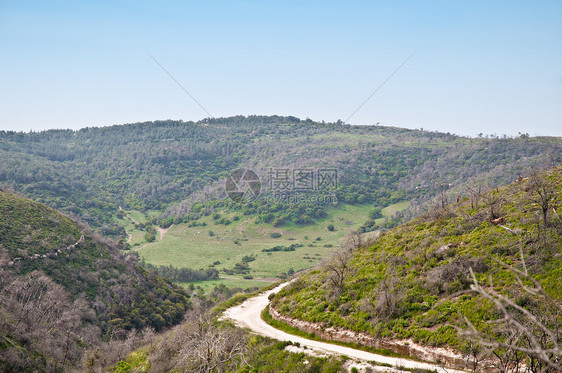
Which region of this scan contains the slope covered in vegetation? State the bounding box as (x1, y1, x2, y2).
(272, 166, 562, 371)
(0, 189, 191, 371)
(0, 116, 560, 235)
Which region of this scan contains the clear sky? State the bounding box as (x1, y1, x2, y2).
(1, 0, 561, 136)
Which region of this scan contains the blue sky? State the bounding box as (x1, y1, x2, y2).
(1, 0, 561, 136)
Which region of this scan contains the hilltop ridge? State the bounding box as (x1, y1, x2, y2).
(0, 116, 559, 234)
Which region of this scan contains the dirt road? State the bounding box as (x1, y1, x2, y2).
(156, 224, 173, 241)
(222, 281, 465, 373)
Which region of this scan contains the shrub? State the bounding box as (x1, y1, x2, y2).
(241, 255, 255, 263)
(369, 207, 383, 219)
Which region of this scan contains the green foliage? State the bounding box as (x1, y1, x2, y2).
(369, 207, 383, 219)
(111, 351, 150, 372)
(144, 232, 156, 242)
(140, 261, 219, 282)
(0, 190, 192, 369)
(229, 262, 250, 274)
(262, 244, 302, 252)
(241, 255, 256, 263)
(1, 116, 559, 236)
(237, 336, 344, 373)
(272, 167, 562, 356)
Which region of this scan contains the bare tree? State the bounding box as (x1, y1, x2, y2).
(322, 230, 371, 295)
(527, 171, 557, 228)
(323, 248, 353, 294)
(460, 341, 484, 372)
(150, 311, 248, 373)
(466, 185, 484, 209)
(482, 189, 505, 221)
(0, 271, 97, 370)
(460, 249, 562, 372)
(373, 271, 404, 319)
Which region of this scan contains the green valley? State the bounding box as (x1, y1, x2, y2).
(135, 202, 392, 287)
(1, 116, 559, 292)
(3, 1, 562, 370)
(1, 116, 561, 372)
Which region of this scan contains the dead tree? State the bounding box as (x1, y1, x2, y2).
(373, 270, 403, 320)
(150, 312, 248, 373)
(527, 171, 557, 228)
(324, 248, 353, 295)
(466, 185, 484, 209)
(460, 248, 562, 372)
(483, 190, 505, 221)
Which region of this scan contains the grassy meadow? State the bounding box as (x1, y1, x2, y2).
(131, 202, 408, 289)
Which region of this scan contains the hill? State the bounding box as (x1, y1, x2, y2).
(0, 116, 560, 236)
(1, 116, 560, 290)
(0, 189, 191, 371)
(271, 166, 562, 371)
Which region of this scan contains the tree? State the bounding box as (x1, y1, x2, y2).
(483, 189, 504, 220)
(527, 171, 557, 227)
(372, 270, 403, 320)
(369, 207, 383, 220)
(327, 224, 335, 231)
(144, 232, 156, 242)
(465, 184, 484, 209)
(324, 248, 353, 294)
(149, 312, 248, 372)
(0, 271, 94, 370)
(460, 249, 562, 372)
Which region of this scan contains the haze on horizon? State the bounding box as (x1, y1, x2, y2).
(1, 0, 561, 137)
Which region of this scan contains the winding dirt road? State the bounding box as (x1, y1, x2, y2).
(222, 281, 465, 373)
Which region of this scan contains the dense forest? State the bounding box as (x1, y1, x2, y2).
(0, 116, 560, 238)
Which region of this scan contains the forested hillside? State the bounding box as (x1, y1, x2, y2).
(1, 118, 560, 370)
(271, 166, 562, 371)
(0, 116, 560, 237)
(0, 189, 191, 371)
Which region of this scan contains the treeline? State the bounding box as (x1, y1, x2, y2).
(140, 261, 219, 282)
(0, 116, 560, 234)
(262, 244, 302, 252)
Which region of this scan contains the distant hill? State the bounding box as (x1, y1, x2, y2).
(0, 116, 560, 236)
(271, 166, 562, 371)
(0, 189, 191, 371)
